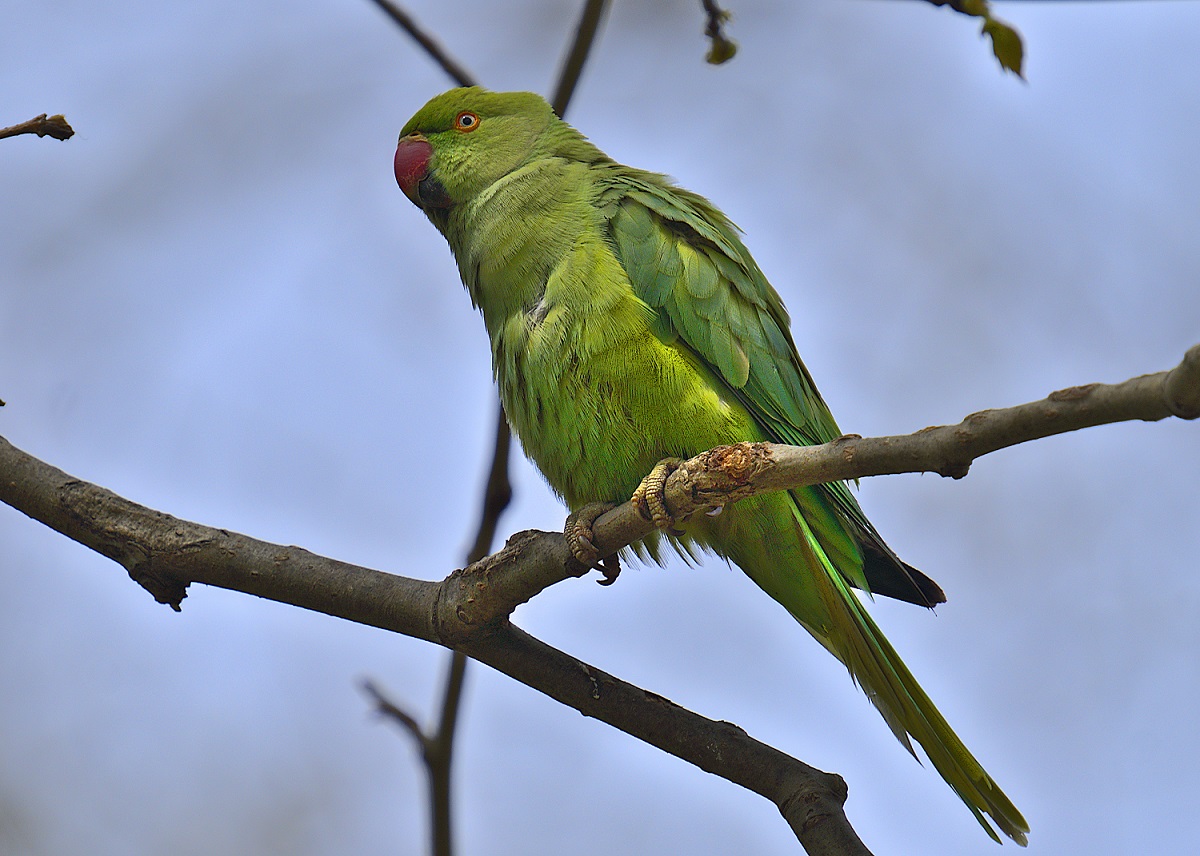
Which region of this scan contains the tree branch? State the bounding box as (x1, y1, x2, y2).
(366, 3, 613, 851)
(0, 114, 74, 141)
(550, 0, 610, 116)
(0, 433, 869, 854)
(364, 678, 430, 746)
(701, 0, 738, 65)
(2, 346, 1194, 852)
(367, 4, 612, 852)
(368, 0, 478, 87)
(436, 344, 1200, 618)
(369, 403, 513, 856)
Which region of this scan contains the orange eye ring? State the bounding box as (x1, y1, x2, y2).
(454, 111, 480, 132)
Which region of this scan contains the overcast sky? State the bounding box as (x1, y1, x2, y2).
(3, 2, 1199, 854)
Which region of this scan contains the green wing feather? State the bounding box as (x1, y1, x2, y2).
(604, 171, 937, 603)
(601, 169, 1028, 845)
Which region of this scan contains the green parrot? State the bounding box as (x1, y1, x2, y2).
(394, 87, 1028, 845)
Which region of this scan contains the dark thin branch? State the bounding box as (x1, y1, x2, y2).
(364, 4, 484, 851)
(586, 345, 1200, 567)
(369, 3, 611, 851)
(420, 404, 514, 856)
(364, 679, 429, 747)
(363, 407, 509, 856)
(550, 0, 610, 116)
(363, 673, 461, 856)
(369, 0, 478, 87)
(0, 114, 74, 141)
(465, 409, 513, 566)
(463, 625, 873, 856)
(425, 650, 465, 856)
(701, 0, 738, 64)
(421, 410, 516, 853)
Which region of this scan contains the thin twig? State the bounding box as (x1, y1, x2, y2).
(363, 679, 429, 748)
(550, 0, 610, 116)
(410, 411, 513, 853)
(368, 0, 478, 87)
(0, 114, 74, 141)
(425, 650, 465, 855)
(369, 2, 612, 851)
(365, 5, 484, 852)
(421, 405, 513, 856)
(464, 410, 513, 566)
(701, 0, 737, 64)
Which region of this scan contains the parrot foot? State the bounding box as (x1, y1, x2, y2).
(565, 502, 622, 586)
(631, 458, 685, 535)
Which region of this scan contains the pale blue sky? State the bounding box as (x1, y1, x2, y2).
(2, 2, 1198, 854)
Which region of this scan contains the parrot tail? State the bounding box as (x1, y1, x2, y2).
(755, 502, 1030, 845)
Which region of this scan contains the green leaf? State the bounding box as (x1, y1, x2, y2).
(702, 2, 737, 65)
(981, 14, 1025, 78)
(705, 36, 737, 65)
(934, 0, 1026, 79)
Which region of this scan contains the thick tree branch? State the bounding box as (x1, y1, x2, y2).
(2, 347, 1194, 853)
(0, 435, 868, 854)
(437, 344, 1200, 617)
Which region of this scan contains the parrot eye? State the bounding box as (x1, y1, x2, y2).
(454, 111, 480, 132)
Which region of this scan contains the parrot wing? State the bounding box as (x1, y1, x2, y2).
(601, 169, 1028, 847)
(602, 170, 944, 607)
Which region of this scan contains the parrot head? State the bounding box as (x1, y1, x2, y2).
(394, 87, 556, 212)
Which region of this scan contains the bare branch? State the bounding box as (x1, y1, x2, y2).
(550, 0, 610, 117)
(2, 348, 1193, 853)
(0, 114, 74, 141)
(373, 4, 609, 852)
(421, 404, 513, 856)
(464, 407, 514, 565)
(0, 434, 867, 853)
(437, 345, 1200, 616)
(363, 679, 430, 749)
(701, 0, 738, 64)
(368, 0, 478, 87)
(1165, 343, 1200, 417)
(462, 626, 873, 856)
(364, 407, 509, 856)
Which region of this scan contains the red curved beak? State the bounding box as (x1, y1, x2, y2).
(394, 133, 433, 205)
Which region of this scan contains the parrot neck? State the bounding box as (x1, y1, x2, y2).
(443, 156, 599, 336)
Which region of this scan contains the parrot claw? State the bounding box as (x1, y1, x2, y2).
(631, 458, 685, 535)
(565, 502, 622, 585)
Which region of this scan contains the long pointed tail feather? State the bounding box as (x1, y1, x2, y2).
(794, 508, 1029, 845)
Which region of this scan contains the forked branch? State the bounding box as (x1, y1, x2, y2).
(1, 345, 1196, 854)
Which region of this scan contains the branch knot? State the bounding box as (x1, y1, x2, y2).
(1164, 344, 1200, 420)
